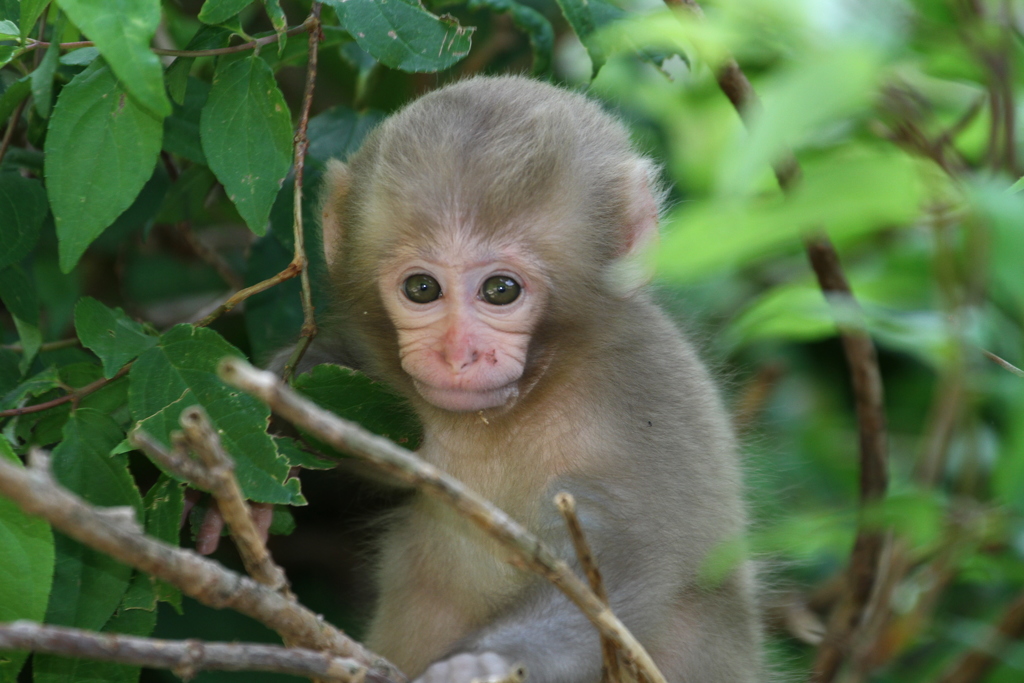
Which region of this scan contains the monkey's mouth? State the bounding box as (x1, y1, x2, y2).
(412, 379, 519, 412)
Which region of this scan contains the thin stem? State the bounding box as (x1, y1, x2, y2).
(0, 622, 366, 683)
(0, 449, 404, 683)
(1, 338, 81, 354)
(981, 349, 1024, 378)
(193, 262, 302, 328)
(282, 4, 324, 382)
(19, 19, 314, 59)
(0, 99, 27, 165)
(0, 364, 130, 419)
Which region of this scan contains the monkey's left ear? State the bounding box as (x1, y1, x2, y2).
(607, 159, 661, 297)
(320, 159, 352, 273)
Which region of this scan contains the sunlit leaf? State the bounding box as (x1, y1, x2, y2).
(42, 409, 139, 636)
(325, 0, 473, 73)
(0, 440, 54, 683)
(45, 61, 163, 273)
(200, 56, 293, 236)
(657, 147, 923, 281)
(129, 325, 302, 504)
(74, 297, 158, 378)
(198, 0, 253, 24)
(55, 0, 171, 117)
(294, 364, 421, 450)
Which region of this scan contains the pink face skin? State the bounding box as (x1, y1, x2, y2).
(379, 238, 545, 413)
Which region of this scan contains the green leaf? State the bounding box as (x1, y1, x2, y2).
(129, 325, 302, 504)
(45, 61, 164, 273)
(719, 46, 883, 196)
(969, 179, 1024, 315)
(307, 106, 384, 167)
(19, 0, 47, 40)
(263, 0, 288, 54)
(200, 56, 293, 236)
(0, 366, 60, 413)
(163, 77, 210, 165)
(0, 76, 30, 123)
(74, 297, 158, 379)
(36, 573, 157, 683)
(0, 265, 41, 372)
(164, 25, 231, 106)
(657, 147, 923, 282)
(294, 364, 421, 449)
(0, 173, 47, 270)
(326, 0, 474, 73)
(44, 409, 139, 633)
(141, 474, 184, 610)
(0, 46, 15, 69)
(198, 0, 254, 24)
(727, 283, 834, 347)
(29, 37, 59, 118)
(0, 18, 17, 38)
(55, 0, 171, 117)
(0, 440, 55, 683)
(553, 0, 602, 77)
(275, 435, 335, 470)
(59, 47, 101, 66)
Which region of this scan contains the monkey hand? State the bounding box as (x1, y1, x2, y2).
(415, 653, 524, 683)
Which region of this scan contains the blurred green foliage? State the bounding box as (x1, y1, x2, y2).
(0, 0, 1023, 682)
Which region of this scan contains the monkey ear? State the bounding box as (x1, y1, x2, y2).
(607, 159, 662, 297)
(320, 159, 352, 272)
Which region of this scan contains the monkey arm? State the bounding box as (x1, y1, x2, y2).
(420, 474, 760, 683)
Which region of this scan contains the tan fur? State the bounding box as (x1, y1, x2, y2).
(314, 76, 762, 683)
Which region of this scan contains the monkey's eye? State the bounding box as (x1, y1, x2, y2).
(481, 276, 521, 305)
(403, 274, 442, 303)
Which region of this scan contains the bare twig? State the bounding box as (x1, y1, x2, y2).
(281, 4, 324, 381)
(981, 349, 1024, 377)
(0, 99, 27, 165)
(20, 19, 314, 58)
(194, 262, 302, 328)
(219, 358, 669, 683)
(130, 430, 215, 490)
(555, 492, 621, 683)
(0, 364, 130, 419)
(936, 590, 1024, 683)
(0, 621, 366, 683)
(0, 449, 404, 683)
(177, 406, 292, 594)
(665, 4, 891, 680)
(1, 338, 81, 353)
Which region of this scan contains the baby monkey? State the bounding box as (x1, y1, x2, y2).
(317, 76, 761, 683)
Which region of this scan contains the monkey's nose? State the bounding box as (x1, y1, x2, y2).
(443, 346, 480, 373)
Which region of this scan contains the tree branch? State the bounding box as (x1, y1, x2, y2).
(0, 449, 404, 683)
(664, 4, 890, 680)
(282, 3, 324, 381)
(0, 364, 130, 419)
(130, 406, 292, 595)
(19, 19, 314, 58)
(555, 492, 622, 683)
(0, 621, 366, 683)
(219, 358, 669, 683)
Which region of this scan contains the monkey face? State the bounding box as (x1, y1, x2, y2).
(378, 237, 546, 413)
